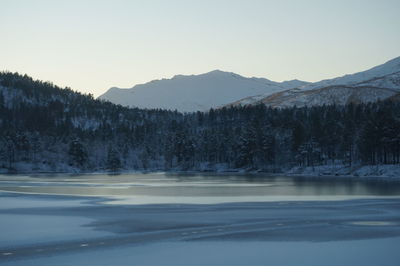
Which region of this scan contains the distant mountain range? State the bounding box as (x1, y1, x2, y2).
(98, 70, 310, 112)
(99, 57, 400, 112)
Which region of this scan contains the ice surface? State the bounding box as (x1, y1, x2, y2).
(105, 194, 400, 205)
(2, 238, 400, 266)
(0, 214, 112, 248)
(1, 187, 400, 266)
(0, 195, 89, 209)
(1, 173, 400, 205)
(0, 194, 113, 249)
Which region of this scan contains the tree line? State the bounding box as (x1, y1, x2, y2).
(1, 72, 399, 172)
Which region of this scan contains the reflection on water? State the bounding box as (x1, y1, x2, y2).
(0, 173, 400, 203)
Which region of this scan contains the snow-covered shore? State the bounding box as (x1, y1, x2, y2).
(1, 163, 400, 182)
(286, 164, 400, 181)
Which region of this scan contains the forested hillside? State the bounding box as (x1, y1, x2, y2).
(1, 72, 399, 173)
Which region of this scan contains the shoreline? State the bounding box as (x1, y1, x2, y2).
(1, 167, 400, 183)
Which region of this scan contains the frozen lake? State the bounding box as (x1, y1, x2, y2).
(1, 173, 400, 265)
(0, 172, 400, 204)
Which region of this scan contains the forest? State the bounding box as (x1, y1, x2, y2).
(1, 72, 399, 172)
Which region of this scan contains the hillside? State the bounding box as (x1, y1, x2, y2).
(230, 63, 400, 108)
(299, 56, 400, 91)
(239, 85, 400, 108)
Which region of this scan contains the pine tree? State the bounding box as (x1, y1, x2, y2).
(235, 126, 257, 168)
(68, 139, 88, 167)
(106, 147, 121, 172)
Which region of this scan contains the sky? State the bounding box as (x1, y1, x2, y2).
(1, 0, 399, 97)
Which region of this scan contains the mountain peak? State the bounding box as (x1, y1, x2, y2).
(98, 70, 298, 112)
(207, 69, 225, 74)
(171, 70, 231, 79)
(202, 69, 236, 76)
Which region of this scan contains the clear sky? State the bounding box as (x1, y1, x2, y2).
(1, 0, 399, 96)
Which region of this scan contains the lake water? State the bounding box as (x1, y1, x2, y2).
(1, 173, 400, 204)
(1, 173, 400, 266)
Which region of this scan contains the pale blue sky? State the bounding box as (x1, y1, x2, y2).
(1, 0, 399, 96)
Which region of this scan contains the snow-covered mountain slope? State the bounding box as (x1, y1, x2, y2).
(353, 71, 400, 89)
(98, 70, 310, 112)
(253, 86, 400, 108)
(229, 57, 400, 108)
(299, 56, 400, 91)
(230, 73, 400, 108)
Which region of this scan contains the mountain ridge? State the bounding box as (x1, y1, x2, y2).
(98, 70, 310, 112)
(99, 56, 400, 111)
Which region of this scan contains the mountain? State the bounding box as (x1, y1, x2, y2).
(98, 70, 310, 112)
(229, 57, 400, 108)
(100, 57, 400, 112)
